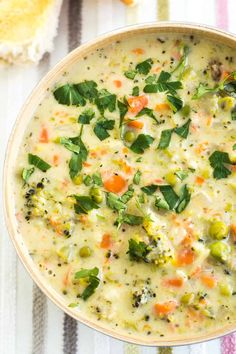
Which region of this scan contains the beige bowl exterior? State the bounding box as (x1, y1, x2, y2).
(3, 22, 236, 346)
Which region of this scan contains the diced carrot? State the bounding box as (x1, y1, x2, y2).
(132, 48, 145, 55)
(177, 248, 195, 266)
(79, 215, 88, 224)
(62, 179, 69, 187)
(194, 142, 208, 154)
(104, 174, 127, 194)
(100, 233, 112, 249)
(118, 159, 133, 174)
(164, 277, 184, 287)
(153, 66, 161, 73)
(53, 154, 59, 166)
(153, 300, 178, 317)
(206, 116, 213, 127)
(231, 165, 236, 172)
(121, 0, 134, 5)
(122, 147, 129, 154)
(83, 161, 92, 167)
(39, 127, 49, 143)
(171, 51, 181, 61)
(127, 95, 148, 115)
(154, 178, 164, 184)
(190, 266, 202, 279)
(113, 80, 122, 88)
(63, 265, 72, 286)
(127, 120, 144, 129)
(230, 224, 236, 242)
(195, 176, 205, 185)
(222, 70, 230, 80)
(200, 274, 217, 288)
(155, 103, 170, 112)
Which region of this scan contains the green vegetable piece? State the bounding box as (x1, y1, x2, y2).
(158, 129, 173, 149)
(165, 172, 177, 186)
(124, 70, 137, 80)
(120, 185, 134, 203)
(133, 170, 141, 185)
(92, 172, 103, 186)
(192, 83, 217, 99)
(135, 58, 153, 75)
(174, 119, 191, 139)
(181, 292, 194, 305)
(89, 187, 103, 204)
(181, 104, 191, 117)
(75, 80, 98, 101)
(175, 170, 188, 181)
(155, 197, 170, 211)
(159, 185, 179, 210)
(209, 221, 229, 240)
(74, 267, 100, 300)
(115, 212, 144, 228)
(95, 89, 116, 113)
(127, 239, 150, 262)
(132, 86, 139, 96)
(124, 130, 135, 143)
(167, 95, 183, 113)
(209, 150, 234, 179)
(94, 118, 115, 141)
(219, 283, 232, 297)
(118, 99, 128, 127)
(59, 137, 81, 154)
(144, 70, 183, 95)
(22, 167, 35, 183)
(79, 246, 92, 258)
(130, 134, 154, 154)
(210, 241, 231, 263)
(69, 153, 82, 179)
(106, 192, 126, 211)
(175, 184, 191, 213)
(78, 108, 95, 124)
(231, 110, 236, 120)
(141, 184, 158, 195)
(74, 195, 99, 214)
(28, 154, 51, 172)
(136, 107, 159, 124)
(53, 84, 86, 106)
(84, 175, 92, 186)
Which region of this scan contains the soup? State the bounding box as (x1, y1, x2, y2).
(14, 32, 236, 340)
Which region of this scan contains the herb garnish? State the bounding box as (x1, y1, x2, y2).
(167, 95, 183, 113)
(95, 89, 116, 113)
(136, 107, 159, 124)
(76, 80, 98, 101)
(22, 167, 35, 183)
(115, 212, 144, 228)
(141, 184, 158, 195)
(209, 150, 235, 179)
(132, 86, 140, 96)
(73, 195, 99, 214)
(144, 71, 182, 96)
(130, 134, 154, 154)
(127, 239, 150, 262)
(136, 58, 153, 75)
(94, 118, 115, 141)
(159, 184, 191, 213)
(74, 267, 100, 300)
(133, 170, 141, 185)
(174, 119, 191, 138)
(78, 108, 95, 124)
(62, 135, 88, 179)
(124, 70, 137, 80)
(59, 137, 81, 154)
(118, 99, 128, 127)
(171, 45, 189, 77)
(158, 129, 173, 149)
(28, 154, 51, 172)
(53, 84, 86, 106)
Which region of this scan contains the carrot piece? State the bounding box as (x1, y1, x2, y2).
(122, 147, 129, 154)
(118, 159, 133, 174)
(39, 127, 49, 143)
(200, 274, 217, 288)
(104, 175, 127, 194)
(177, 248, 195, 266)
(206, 116, 213, 127)
(164, 277, 184, 287)
(127, 95, 148, 115)
(100, 234, 112, 249)
(53, 154, 59, 166)
(230, 224, 236, 242)
(190, 266, 202, 279)
(153, 300, 178, 317)
(127, 120, 144, 129)
(155, 103, 170, 112)
(132, 48, 145, 55)
(195, 176, 205, 185)
(63, 265, 72, 286)
(113, 80, 122, 88)
(222, 70, 230, 80)
(83, 161, 92, 167)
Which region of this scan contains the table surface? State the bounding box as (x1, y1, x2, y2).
(1, 1, 236, 353)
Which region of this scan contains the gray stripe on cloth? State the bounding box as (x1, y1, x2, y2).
(68, 0, 83, 52)
(63, 314, 78, 354)
(32, 285, 47, 354)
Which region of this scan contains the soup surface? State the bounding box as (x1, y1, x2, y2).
(14, 32, 236, 340)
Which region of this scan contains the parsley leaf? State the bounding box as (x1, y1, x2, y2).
(174, 119, 191, 138)
(144, 70, 182, 95)
(78, 108, 95, 124)
(28, 154, 51, 172)
(175, 184, 191, 213)
(74, 195, 99, 214)
(159, 185, 179, 210)
(69, 153, 82, 179)
(135, 58, 153, 75)
(231, 109, 236, 121)
(118, 100, 128, 127)
(92, 172, 103, 186)
(167, 95, 183, 113)
(124, 70, 137, 80)
(53, 84, 86, 106)
(66, 136, 88, 179)
(209, 150, 234, 179)
(120, 185, 134, 203)
(59, 137, 81, 153)
(132, 86, 139, 96)
(75, 80, 98, 102)
(106, 193, 126, 211)
(192, 83, 217, 99)
(95, 89, 116, 113)
(22, 167, 35, 183)
(133, 170, 141, 185)
(136, 107, 159, 124)
(141, 184, 158, 195)
(158, 129, 173, 149)
(130, 134, 154, 154)
(74, 267, 100, 300)
(115, 212, 143, 228)
(155, 197, 170, 210)
(171, 45, 189, 77)
(127, 239, 150, 262)
(94, 118, 115, 141)
(175, 170, 188, 181)
(233, 144, 236, 151)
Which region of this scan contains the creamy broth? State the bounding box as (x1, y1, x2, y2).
(14, 33, 236, 340)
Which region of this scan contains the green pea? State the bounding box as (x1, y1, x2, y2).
(79, 246, 92, 258)
(124, 131, 135, 143)
(89, 187, 103, 204)
(209, 221, 229, 240)
(181, 104, 191, 117)
(220, 283, 232, 297)
(210, 241, 231, 262)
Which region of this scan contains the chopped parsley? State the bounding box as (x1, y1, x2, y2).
(74, 267, 100, 300)
(174, 119, 191, 138)
(118, 99, 128, 127)
(133, 170, 142, 185)
(74, 195, 100, 214)
(94, 118, 115, 141)
(127, 239, 150, 262)
(28, 154, 51, 172)
(158, 129, 173, 149)
(95, 89, 116, 113)
(130, 134, 154, 154)
(53, 84, 86, 106)
(22, 167, 35, 183)
(135, 58, 153, 75)
(144, 70, 182, 96)
(209, 150, 235, 179)
(78, 108, 95, 124)
(141, 184, 158, 195)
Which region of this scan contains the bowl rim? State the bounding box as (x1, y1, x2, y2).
(3, 21, 236, 346)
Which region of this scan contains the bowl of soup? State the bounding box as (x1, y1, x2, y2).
(4, 23, 236, 346)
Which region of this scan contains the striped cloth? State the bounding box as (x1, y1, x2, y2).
(0, 0, 236, 353)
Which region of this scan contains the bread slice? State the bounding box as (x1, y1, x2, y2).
(0, 0, 62, 64)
